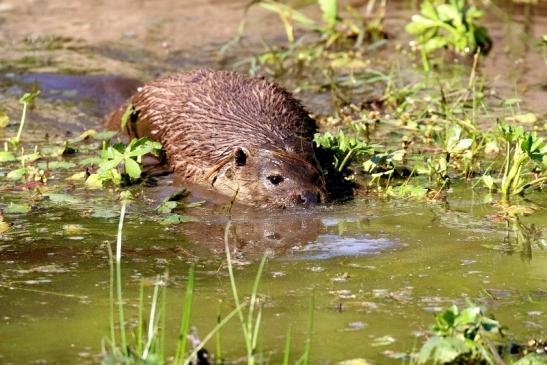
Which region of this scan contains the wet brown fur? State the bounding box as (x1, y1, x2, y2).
(103, 69, 327, 207)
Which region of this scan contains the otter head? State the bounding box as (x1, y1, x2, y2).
(208, 147, 327, 208)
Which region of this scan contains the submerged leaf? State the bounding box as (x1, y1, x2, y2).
(160, 214, 196, 225)
(7, 167, 27, 180)
(85, 173, 103, 189)
(91, 208, 118, 219)
(5, 202, 31, 214)
(0, 151, 16, 162)
(37, 161, 76, 170)
(43, 193, 83, 204)
(508, 113, 538, 124)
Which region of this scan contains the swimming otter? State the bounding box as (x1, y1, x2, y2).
(103, 69, 328, 208)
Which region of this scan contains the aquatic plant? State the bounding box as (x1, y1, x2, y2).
(227, 0, 387, 84)
(496, 123, 546, 199)
(102, 205, 315, 365)
(501, 216, 545, 262)
(412, 303, 547, 364)
(234, 0, 384, 47)
(414, 304, 506, 364)
(91, 137, 163, 187)
(155, 189, 203, 225)
(102, 194, 242, 365)
(405, 0, 492, 72)
(10, 90, 40, 147)
(314, 128, 375, 172)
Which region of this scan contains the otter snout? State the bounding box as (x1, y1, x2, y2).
(295, 191, 321, 206)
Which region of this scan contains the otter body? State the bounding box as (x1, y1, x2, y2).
(104, 69, 327, 208)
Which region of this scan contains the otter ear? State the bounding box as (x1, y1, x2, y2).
(234, 147, 248, 166)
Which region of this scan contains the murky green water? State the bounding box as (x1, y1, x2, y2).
(0, 0, 546, 364)
(1, 186, 545, 364)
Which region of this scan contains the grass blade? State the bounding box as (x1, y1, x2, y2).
(175, 265, 196, 364)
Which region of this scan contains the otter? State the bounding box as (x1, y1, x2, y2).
(103, 69, 329, 208)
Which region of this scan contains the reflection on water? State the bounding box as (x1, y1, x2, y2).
(501, 217, 544, 261)
(294, 234, 394, 259)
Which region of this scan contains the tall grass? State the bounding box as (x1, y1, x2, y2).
(102, 198, 315, 364)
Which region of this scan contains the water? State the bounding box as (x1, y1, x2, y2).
(0, 0, 546, 364)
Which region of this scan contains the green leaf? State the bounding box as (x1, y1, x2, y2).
(7, 167, 27, 180)
(453, 306, 481, 327)
(91, 207, 118, 218)
(258, 1, 316, 29)
(157, 200, 178, 214)
(78, 156, 103, 166)
(437, 4, 460, 22)
(0, 151, 16, 162)
(391, 184, 428, 199)
(124, 157, 142, 179)
(85, 173, 103, 189)
(422, 1, 438, 19)
(66, 171, 86, 181)
(93, 130, 118, 140)
(417, 336, 468, 364)
(508, 113, 538, 124)
(126, 142, 162, 158)
(37, 161, 76, 170)
(17, 152, 41, 163)
(318, 0, 338, 28)
(423, 37, 447, 52)
(98, 157, 123, 172)
(405, 15, 436, 34)
(452, 139, 473, 153)
(160, 214, 196, 225)
(43, 193, 83, 204)
(120, 104, 134, 130)
(5, 202, 31, 214)
(19, 90, 40, 105)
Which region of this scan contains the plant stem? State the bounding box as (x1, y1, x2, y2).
(223, 221, 253, 364)
(338, 148, 354, 172)
(142, 277, 161, 359)
(420, 47, 430, 73)
(14, 102, 28, 144)
(282, 325, 292, 365)
(175, 265, 196, 364)
(115, 201, 127, 355)
(107, 243, 117, 352)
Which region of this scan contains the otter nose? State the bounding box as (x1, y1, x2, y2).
(298, 191, 320, 205)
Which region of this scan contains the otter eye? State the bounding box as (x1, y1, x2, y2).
(234, 148, 247, 166)
(268, 175, 284, 185)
